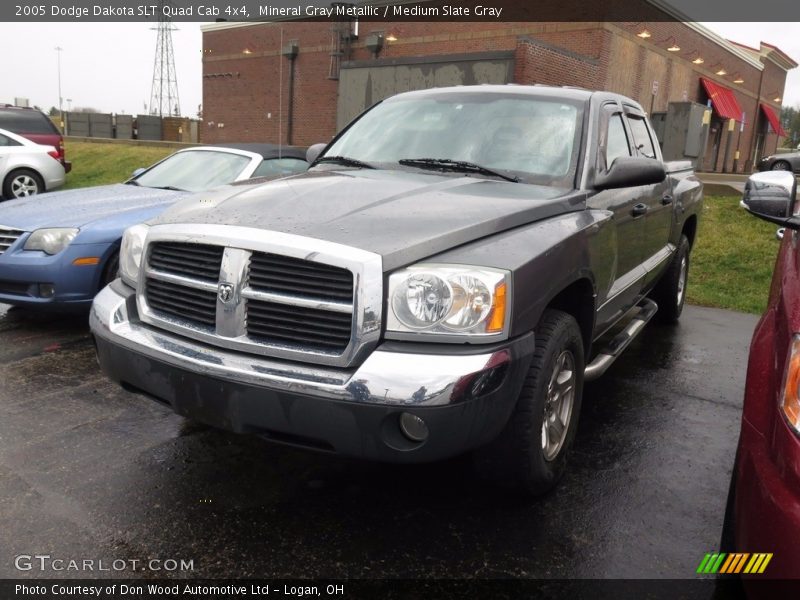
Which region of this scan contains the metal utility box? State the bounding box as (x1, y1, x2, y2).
(650, 112, 667, 148)
(660, 101, 711, 168)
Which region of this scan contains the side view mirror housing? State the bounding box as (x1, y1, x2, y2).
(594, 156, 666, 191)
(306, 143, 327, 165)
(741, 171, 798, 228)
(131, 167, 146, 178)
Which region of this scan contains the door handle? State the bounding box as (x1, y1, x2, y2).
(632, 203, 648, 217)
(661, 195, 674, 205)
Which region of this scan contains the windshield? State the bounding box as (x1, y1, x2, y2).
(323, 92, 584, 187)
(133, 150, 252, 192)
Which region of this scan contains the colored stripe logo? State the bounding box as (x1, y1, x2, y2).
(697, 552, 773, 574)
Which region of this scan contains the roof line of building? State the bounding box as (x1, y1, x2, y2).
(202, 1, 772, 74)
(645, 0, 764, 71)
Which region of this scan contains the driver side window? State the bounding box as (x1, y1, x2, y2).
(605, 113, 631, 170)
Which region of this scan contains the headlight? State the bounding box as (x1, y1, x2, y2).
(23, 228, 79, 255)
(387, 264, 510, 339)
(119, 224, 149, 287)
(781, 335, 800, 435)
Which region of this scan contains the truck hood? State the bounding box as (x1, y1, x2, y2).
(0, 183, 186, 231)
(156, 170, 586, 270)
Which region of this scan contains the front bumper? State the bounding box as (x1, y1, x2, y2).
(734, 417, 800, 578)
(90, 282, 535, 462)
(0, 240, 114, 308)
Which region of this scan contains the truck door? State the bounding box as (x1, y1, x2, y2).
(587, 103, 647, 332)
(625, 109, 675, 289)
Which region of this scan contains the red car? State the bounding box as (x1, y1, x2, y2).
(0, 105, 71, 173)
(726, 170, 800, 579)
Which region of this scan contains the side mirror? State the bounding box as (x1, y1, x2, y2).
(740, 171, 798, 227)
(306, 143, 327, 165)
(131, 167, 146, 178)
(594, 156, 666, 191)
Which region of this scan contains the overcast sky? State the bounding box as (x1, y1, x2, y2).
(1, 21, 798, 117)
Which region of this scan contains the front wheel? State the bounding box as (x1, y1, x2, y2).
(474, 309, 584, 496)
(652, 234, 691, 324)
(100, 250, 120, 289)
(771, 160, 791, 171)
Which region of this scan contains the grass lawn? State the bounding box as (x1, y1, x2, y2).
(57, 141, 777, 315)
(63, 141, 174, 190)
(687, 195, 778, 315)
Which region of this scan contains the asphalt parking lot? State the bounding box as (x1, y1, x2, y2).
(0, 302, 757, 580)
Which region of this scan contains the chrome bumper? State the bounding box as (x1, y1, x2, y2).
(90, 283, 514, 407)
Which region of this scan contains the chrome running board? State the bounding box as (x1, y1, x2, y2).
(584, 298, 659, 381)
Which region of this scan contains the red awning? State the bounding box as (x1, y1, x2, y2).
(700, 78, 743, 121)
(760, 103, 787, 137)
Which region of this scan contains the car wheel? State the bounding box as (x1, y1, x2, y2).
(2, 169, 44, 199)
(100, 250, 120, 289)
(473, 309, 584, 496)
(771, 160, 791, 171)
(652, 234, 691, 324)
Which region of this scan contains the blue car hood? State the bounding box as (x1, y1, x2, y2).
(0, 184, 186, 231)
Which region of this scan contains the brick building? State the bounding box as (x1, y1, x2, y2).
(200, 6, 796, 173)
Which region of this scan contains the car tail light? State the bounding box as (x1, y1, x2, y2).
(48, 149, 60, 161)
(780, 335, 800, 433)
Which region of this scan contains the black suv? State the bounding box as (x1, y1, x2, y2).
(0, 105, 71, 173)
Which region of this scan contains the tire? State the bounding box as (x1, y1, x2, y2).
(771, 160, 791, 171)
(2, 168, 44, 199)
(100, 250, 120, 289)
(651, 234, 690, 324)
(473, 309, 584, 496)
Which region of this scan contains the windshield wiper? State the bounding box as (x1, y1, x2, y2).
(398, 158, 519, 183)
(316, 156, 375, 169)
(150, 185, 186, 191)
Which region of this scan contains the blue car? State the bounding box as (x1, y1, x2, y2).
(0, 143, 307, 309)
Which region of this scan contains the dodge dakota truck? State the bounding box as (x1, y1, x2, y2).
(90, 85, 702, 495)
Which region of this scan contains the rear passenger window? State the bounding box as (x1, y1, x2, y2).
(628, 117, 656, 159)
(0, 110, 59, 135)
(0, 133, 22, 147)
(606, 114, 630, 169)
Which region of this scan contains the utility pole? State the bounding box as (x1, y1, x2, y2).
(55, 46, 64, 131)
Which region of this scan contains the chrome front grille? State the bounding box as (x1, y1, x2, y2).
(137, 225, 383, 368)
(246, 299, 353, 352)
(248, 252, 354, 301)
(148, 242, 224, 282)
(145, 278, 217, 327)
(0, 225, 24, 255)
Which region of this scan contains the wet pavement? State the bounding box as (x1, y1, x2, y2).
(0, 302, 758, 579)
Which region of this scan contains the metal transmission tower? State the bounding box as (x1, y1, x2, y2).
(148, 2, 180, 117)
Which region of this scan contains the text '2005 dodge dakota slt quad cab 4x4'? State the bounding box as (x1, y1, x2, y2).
(90, 85, 702, 495)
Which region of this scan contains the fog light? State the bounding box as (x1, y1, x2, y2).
(39, 283, 55, 298)
(399, 412, 429, 443)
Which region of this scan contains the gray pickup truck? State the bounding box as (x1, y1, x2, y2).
(90, 85, 702, 495)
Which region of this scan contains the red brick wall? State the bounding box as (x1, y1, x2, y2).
(202, 20, 791, 171)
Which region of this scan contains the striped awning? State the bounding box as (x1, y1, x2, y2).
(700, 78, 743, 121)
(760, 103, 787, 137)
